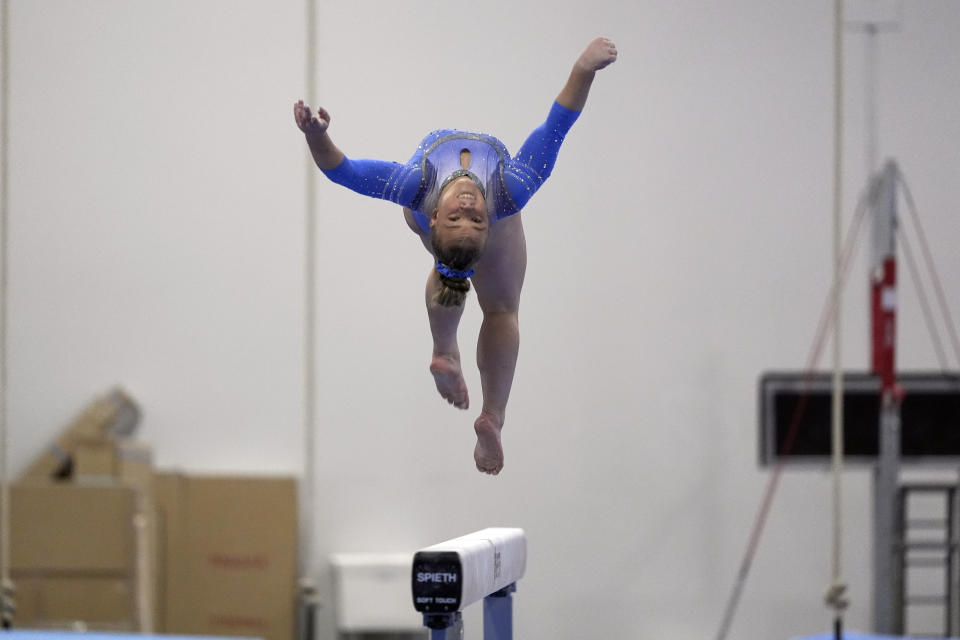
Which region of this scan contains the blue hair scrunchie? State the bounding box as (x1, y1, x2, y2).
(435, 261, 474, 280)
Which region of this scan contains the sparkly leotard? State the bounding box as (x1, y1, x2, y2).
(321, 101, 580, 233)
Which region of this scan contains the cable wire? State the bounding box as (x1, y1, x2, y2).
(714, 165, 960, 639)
(897, 170, 960, 368)
(827, 1, 849, 634)
(713, 186, 873, 640)
(896, 225, 950, 371)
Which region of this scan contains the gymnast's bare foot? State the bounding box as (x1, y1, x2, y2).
(430, 354, 469, 409)
(474, 412, 504, 475)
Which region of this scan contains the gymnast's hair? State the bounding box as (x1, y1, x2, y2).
(430, 234, 481, 307)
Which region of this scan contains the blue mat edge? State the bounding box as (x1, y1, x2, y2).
(794, 633, 960, 640)
(1, 632, 260, 640)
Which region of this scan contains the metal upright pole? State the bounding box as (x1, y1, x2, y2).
(863, 24, 879, 179)
(871, 160, 901, 633)
(298, 1, 320, 639)
(0, 0, 14, 629)
(842, 4, 903, 632)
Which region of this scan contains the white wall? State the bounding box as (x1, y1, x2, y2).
(3, 1, 960, 639)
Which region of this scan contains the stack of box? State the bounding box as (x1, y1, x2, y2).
(11, 388, 153, 632)
(10, 388, 300, 640)
(10, 483, 141, 630)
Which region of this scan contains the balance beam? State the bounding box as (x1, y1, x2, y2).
(411, 528, 526, 638)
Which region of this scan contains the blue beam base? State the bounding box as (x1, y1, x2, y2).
(483, 583, 515, 640)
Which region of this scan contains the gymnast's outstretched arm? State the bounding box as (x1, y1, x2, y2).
(556, 37, 618, 112)
(293, 100, 344, 170)
(504, 37, 618, 210)
(294, 99, 408, 202)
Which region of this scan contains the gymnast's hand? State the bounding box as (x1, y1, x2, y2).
(294, 100, 345, 170)
(576, 36, 618, 72)
(556, 37, 618, 112)
(293, 100, 330, 138)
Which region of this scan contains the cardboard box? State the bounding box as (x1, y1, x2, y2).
(116, 441, 155, 491)
(20, 388, 140, 482)
(10, 483, 140, 630)
(11, 483, 137, 572)
(153, 472, 188, 634)
(73, 438, 118, 478)
(70, 440, 158, 631)
(15, 575, 135, 629)
(155, 473, 298, 640)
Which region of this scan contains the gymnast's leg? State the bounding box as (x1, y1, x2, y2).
(469, 213, 527, 475)
(425, 268, 470, 410)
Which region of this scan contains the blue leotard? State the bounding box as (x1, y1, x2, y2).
(321, 101, 580, 233)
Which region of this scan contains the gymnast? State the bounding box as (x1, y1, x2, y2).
(293, 37, 617, 475)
